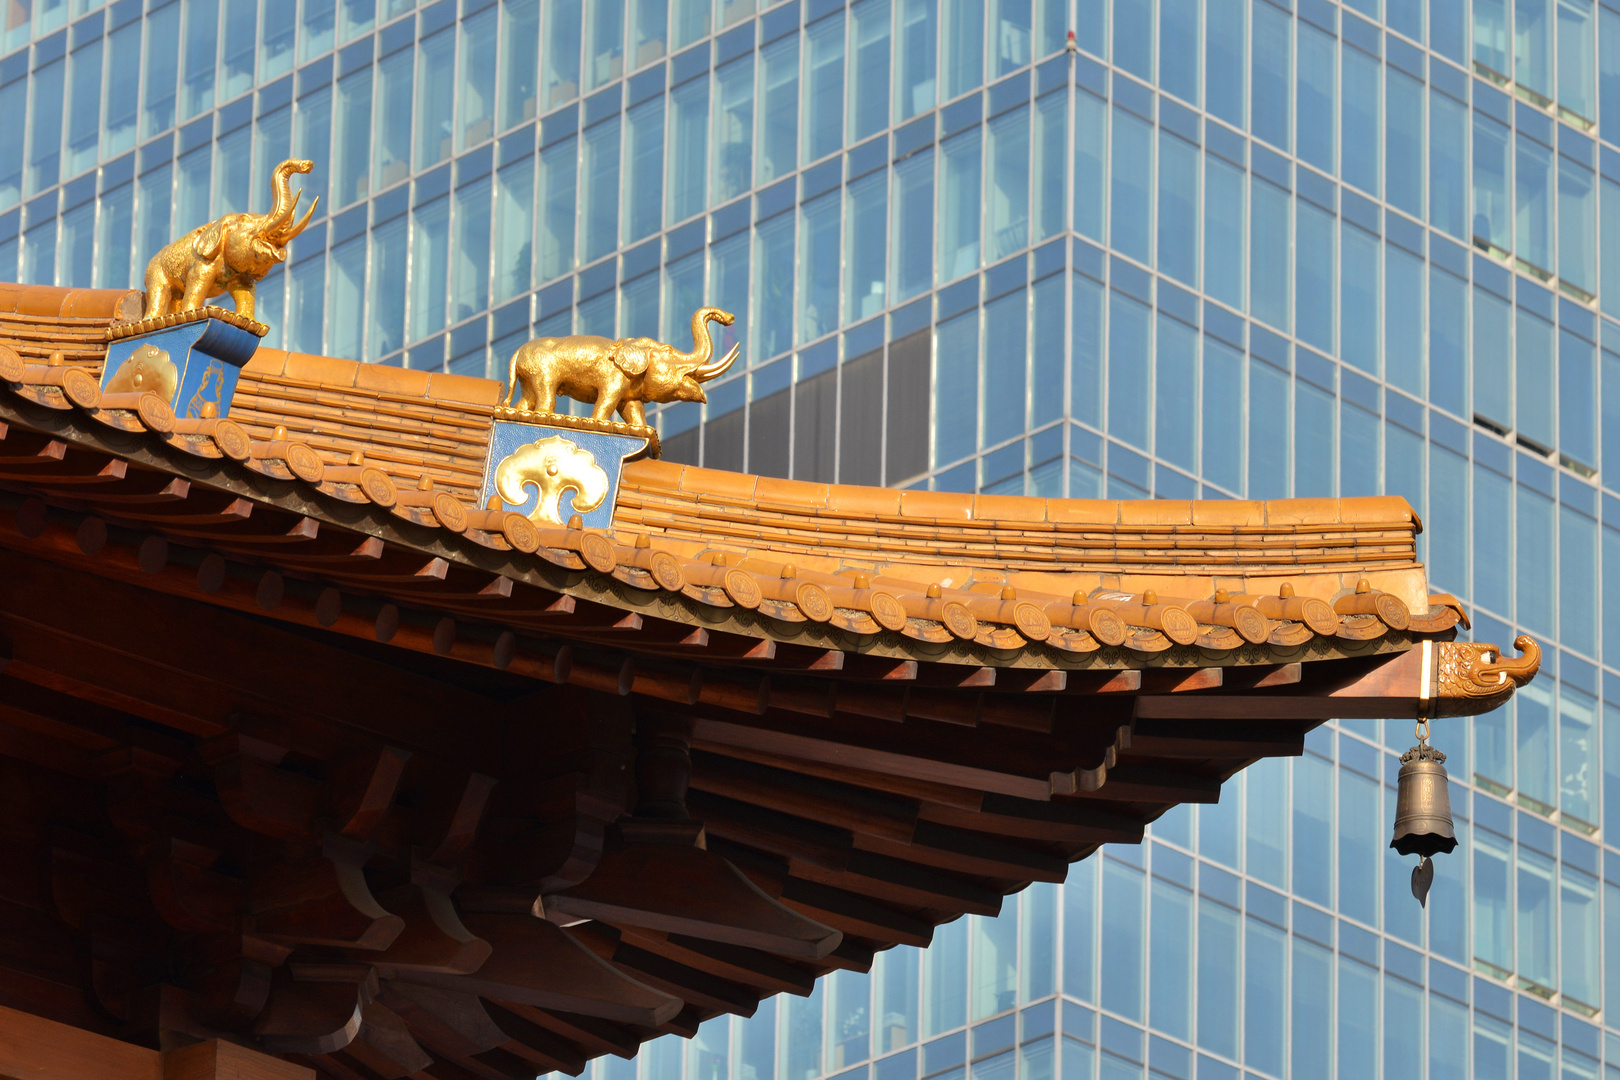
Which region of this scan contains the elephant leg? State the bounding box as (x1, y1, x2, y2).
(180, 265, 219, 313)
(227, 282, 256, 321)
(591, 395, 619, 422)
(143, 283, 171, 320)
(534, 382, 558, 414)
(618, 400, 646, 428)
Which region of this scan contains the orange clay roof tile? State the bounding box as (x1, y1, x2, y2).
(355, 363, 433, 397)
(1118, 500, 1194, 527)
(1190, 500, 1268, 527)
(679, 464, 759, 503)
(753, 476, 832, 510)
(897, 490, 975, 521)
(969, 493, 1050, 523)
(278, 351, 359, 386)
(1046, 499, 1121, 525)
(425, 371, 504, 408)
(822, 485, 903, 518)
(14, 284, 76, 317)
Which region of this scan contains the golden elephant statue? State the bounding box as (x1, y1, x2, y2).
(142, 159, 319, 323)
(494, 436, 612, 525)
(503, 307, 740, 427)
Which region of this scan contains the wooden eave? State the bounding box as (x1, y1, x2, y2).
(0, 283, 1539, 1077)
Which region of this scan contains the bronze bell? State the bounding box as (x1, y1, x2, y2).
(1391, 741, 1458, 858)
(1391, 729, 1456, 907)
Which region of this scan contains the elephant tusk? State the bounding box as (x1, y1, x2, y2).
(271, 198, 319, 244)
(692, 343, 740, 382)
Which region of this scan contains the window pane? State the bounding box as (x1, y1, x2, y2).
(1243, 917, 1285, 1075)
(1193, 898, 1237, 1057)
(65, 39, 100, 178)
(983, 289, 1026, 446)
(1559, 156, 1597, 296)
(667, 77, 708, 222)
(628, 0, 665, 67)
(1342, 44, 1379, 197)
(580, 116, 621, 262)
(797, 192, 839, 343)
(333, 66, 372, 208)
(757, 36, 799, 185)
(1110, 107, 1151, 264)
(970, 910, 1018, 1020)
(1297, 24, 1334, 173)
(1147, 879, 1191, 1040)
(375, 46, 413, 190)
(538, 136, 577, 280)
(987, 106, 1029, 260)
(584, 0, 625, 90)
(1292, 753, 1332, 906)
(415, 29, 455, 168)
(714, 56, 754, 204)
(804, 16, 845, 161)
(102, 20, 141, 160)
(942, 0, 983, 98)
(543, 0, 582, 106)
(923, 917, 967, 1035)
(94, 183, 134, 289)
(1159, 0, 1197, 105)
(1250, 0, 1289, 150)
(1290, 938, 1332, 1078)
(1099, 858, 1144, 1023)
(1205, 0, 1243, 128)
(181, 0, 218, 118)
(451, 175, 491, 322)
(27, 59, 64, 196)
(1204, 152, 1243, 310)
(1062, 858, 1096, 1003)
(459, 8, 498, 148)
(367, 212, 407, 358)
(1515, 133, 1554, 273)
(1517, 845, 1557, 993)
(895, 0, 936, 120)
(1108, 291, 1150, 449)
(938, 128, 982, 282)
(408, 195, 449, 341)
(623, 96, 665, 243)
(933, 308, 978, 464)
(326, 236, 364, 360)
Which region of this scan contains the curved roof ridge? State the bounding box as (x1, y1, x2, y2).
(624, 458, 1418, 531)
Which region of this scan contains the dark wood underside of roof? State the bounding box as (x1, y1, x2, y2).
(0, 397, 1465, 1079)
(0, 516, 1400, 1078)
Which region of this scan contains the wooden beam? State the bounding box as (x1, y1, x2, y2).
(1134, 649, 1423, 720)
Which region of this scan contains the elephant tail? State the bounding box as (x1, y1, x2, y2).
(501, 345, 519, 408)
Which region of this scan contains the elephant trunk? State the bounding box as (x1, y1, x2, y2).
(263, 159, 319, 245)
(685, 307, 740, 382)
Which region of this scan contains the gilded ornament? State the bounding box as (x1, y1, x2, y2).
(105, 343, 179, 399)
(141, 159, 318, 325)
(494, 435, 611, 526)
(1432, 635, 1542, 716)
(502, 307, 740, 427)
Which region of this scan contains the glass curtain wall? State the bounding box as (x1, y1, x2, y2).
(10, 0, 1620, 1074)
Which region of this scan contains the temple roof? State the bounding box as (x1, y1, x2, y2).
(0, 284, 1538, 1073)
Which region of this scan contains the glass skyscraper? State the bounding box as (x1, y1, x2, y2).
(7, 0, 1620, 1071)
